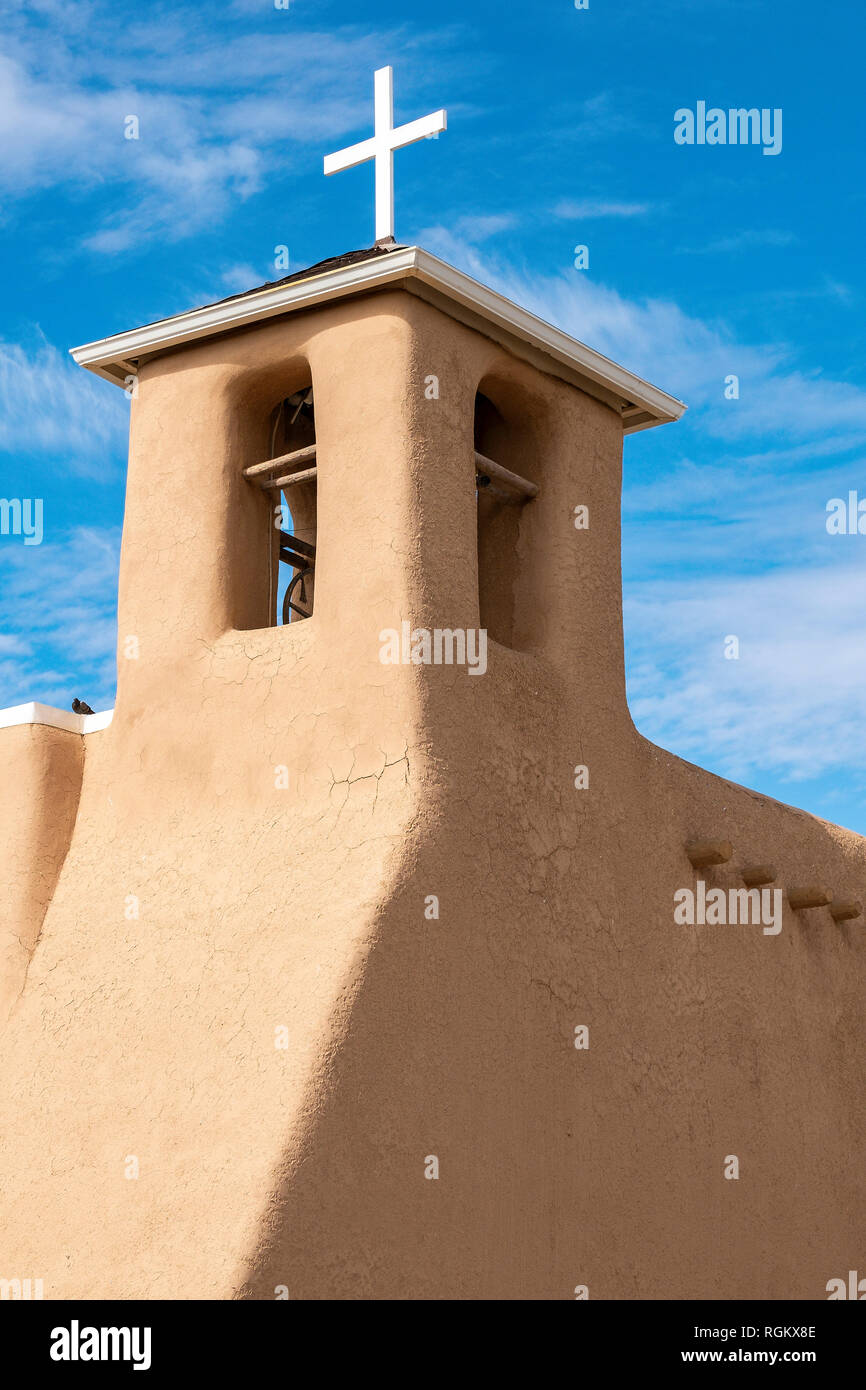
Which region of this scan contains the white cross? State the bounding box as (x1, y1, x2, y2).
(324, 66, 447, 245)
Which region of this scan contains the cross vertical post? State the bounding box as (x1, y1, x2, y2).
(374, 66, 395, 244)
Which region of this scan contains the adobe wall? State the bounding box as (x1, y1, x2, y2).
(0, 290, 479, 1299)
(0, 286, 862, 1300)
(236, 683, 864, 1300)
(0, 723, 84, 1025)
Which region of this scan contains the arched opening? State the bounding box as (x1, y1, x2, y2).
(243, 385, 318, 626)
(474, 386, 539, 649)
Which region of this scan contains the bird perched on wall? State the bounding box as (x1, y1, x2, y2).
(72, 698, 94, 715)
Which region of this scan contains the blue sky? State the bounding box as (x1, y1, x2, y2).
(1, 0, 865, 831)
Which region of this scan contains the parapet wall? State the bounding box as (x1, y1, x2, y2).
(0, 710, 96, 1023)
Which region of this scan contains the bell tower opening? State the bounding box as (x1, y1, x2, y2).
(244, 386, 318, 626)
(474, 386, 539, 650)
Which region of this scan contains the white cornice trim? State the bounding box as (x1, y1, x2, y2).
(70, 247, 686, 431)
(0, 702, 114, 735)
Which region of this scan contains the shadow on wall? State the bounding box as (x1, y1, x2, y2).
(474, 372, 546, 653)
(233, 732, 866, 1300)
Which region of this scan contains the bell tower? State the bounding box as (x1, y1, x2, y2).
(2, 238, 862, 1304)
(79, 243, 684, 729)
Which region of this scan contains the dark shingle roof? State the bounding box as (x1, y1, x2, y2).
(209, 243, 407, 311)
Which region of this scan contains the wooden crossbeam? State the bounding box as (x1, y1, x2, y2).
(279, 528, 315, 572)
(260, 466, 318, 492)
(280, 546, 313, 570)
(474, 450, 538, 500)
(243, 444, 317, 480)
(246, 444, 536, 501)
(279, 531, 315, 558)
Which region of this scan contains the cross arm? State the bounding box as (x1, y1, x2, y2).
(390, 109, 447, 149)
(324, 136, 378, 176)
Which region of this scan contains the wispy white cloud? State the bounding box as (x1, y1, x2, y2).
(416, 226, 866, 446)
(621, 454, 866, 589)
(756, 278, 855, 308)
(218, 262, 270, 294)
(553, 199, 655, 219)
(0, 525, 120, 709)
(681, 228, 797, 253)
(0, 335, 126, 470)
(625, 562, 866, 787)
(0, 51, 264, 250)
(0, 10, 472, 252)
(565, 90, 647, 142)
(733, 433, 866, 470)
(452, 213, 517, 240)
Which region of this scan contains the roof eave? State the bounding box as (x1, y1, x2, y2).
(69, 246, 686, 430)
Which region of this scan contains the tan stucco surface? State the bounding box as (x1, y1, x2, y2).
(0, 287, 862, 1300)
(0, 724, 83, 1026)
